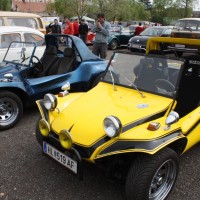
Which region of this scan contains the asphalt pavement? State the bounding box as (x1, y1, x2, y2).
(1, 49, 200, 200)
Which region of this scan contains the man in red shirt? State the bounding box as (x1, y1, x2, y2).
(135, 22, 144, 35)
(64, 18, 74, 35)
(73, 18, 79, 37)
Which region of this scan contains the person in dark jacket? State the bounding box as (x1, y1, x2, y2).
(79, 19, 89, 44)
(49, 19, 61, 34)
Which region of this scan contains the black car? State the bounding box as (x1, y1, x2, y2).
(108, 25, 136, 50)
(128, 26, 173, 53)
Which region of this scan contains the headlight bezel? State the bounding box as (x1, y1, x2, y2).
(59, 129, 73, 149)
(103, 116, 122, 138)
(43, 93, 57, 111)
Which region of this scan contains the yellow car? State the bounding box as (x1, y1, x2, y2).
(35, 37, 200, 200)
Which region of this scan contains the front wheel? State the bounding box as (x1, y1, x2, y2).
(0, 91, 23, 131)
(125, 147, 179, 200)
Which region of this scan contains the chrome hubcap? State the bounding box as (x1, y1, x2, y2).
(149, 159, 177, 200)
(0, 98, 18, 125)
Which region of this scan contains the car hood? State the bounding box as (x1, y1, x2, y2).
(51, 82, 173, 146)
(129, 36, 150, 44)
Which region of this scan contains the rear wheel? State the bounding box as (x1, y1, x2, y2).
(0, 91, 23, 131)
(125, 148, 178, 200)
(109, 39, 118, 50)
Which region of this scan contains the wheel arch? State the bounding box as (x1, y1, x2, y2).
(95, 131, 187, 159)
(0, 87, 29, 107)
(109, 38, 120, 48)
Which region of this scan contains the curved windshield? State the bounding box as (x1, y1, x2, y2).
(103, 52, 184, 98)
(3, 41, 36, 65)
(140, 27, 164, 36)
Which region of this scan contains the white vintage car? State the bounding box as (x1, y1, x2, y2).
(0, 26, 45, 62)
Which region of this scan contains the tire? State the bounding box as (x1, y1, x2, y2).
(109, 39, 118, 50)
(0, 91, 23, 131)
(35, 118, 44, 146)
(125, 148, 179, 200)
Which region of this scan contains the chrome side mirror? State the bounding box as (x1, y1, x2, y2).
(165, 111, 179, 130)
(61, 82, 70, 91)
(4, 73, 13, 81)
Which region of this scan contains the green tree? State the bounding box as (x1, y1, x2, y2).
(173, 0, 195, 17)
(50, 0, 96, 19)
(151, 0, 173, 24)
(0, 0, 10, 11)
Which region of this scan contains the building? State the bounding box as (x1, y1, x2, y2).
(11, 0, 54, 16)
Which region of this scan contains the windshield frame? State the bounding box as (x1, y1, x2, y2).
(3, 41, 37, 66)
(102, 51, 184, 98)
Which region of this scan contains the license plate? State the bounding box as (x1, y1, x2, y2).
(175, 44, 185, 48)
(132, 44, 140, 48)
(43, 141, 77, 174)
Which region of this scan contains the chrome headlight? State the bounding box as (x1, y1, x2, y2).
(43, 93, 57, 111)
(103, 116, 122, 138)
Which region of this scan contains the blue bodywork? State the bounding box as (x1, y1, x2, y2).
(0, 34, 107, 107)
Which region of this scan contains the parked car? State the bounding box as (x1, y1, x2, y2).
(0, 11, 46, 34)
(35, 37, 200, 200)
(0, 34, 107, 131)
(0, 26, 45, 62)
(128, 26, 173, 52)
(108, 25, 135, 50)
(170, 18, 200, 57)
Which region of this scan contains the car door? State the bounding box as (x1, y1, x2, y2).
(118, 28, 135, 45)
(0, 33, 22, 62)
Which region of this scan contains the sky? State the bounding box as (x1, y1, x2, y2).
(193, 0, 200, 11)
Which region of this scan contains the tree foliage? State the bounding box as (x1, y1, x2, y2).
(44, 0, 198, 24)
(0, 0, 10, 11)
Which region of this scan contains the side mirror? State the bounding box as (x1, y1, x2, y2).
(59, 82, 71, 97)
(165, 111, 179, 126)
(61, 82, 70, 91)
(4, 73, 13, 81)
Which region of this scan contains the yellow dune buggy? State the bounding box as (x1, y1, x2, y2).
(35, 37, 200, 200)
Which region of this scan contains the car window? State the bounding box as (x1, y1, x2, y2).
(0, 17, 4, 26)
(7, 18, 38, 29)
(174, 20, 200, 31)
(163, 29, 172, 35)
(0, 33, 21, 49)
(24, 33, 44, 46)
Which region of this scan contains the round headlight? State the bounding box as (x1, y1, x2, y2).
(38, 119, 50, 137)
(59, 129, 72, 149)
(103, 116, 122, 138)
(43, 93, 57, 111)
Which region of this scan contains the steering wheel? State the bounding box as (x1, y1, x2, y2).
(32, 55, 43, 73)
(155, 79, 175, 95)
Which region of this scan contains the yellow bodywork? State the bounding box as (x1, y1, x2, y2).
(37, 81, 200, 161)
(146, 37, 200, 54)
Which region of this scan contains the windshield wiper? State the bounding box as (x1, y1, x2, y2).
(109, 67, 117, 91)
(124, 77, 145, 98)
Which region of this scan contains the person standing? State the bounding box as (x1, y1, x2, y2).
(79, 19, 89, 44)
(49, 19, 61, 34)
(64, 18, 74, 35)
(73, 18, 79, 37)
(91, 13, 111, 59)
(135, 22, 144, 35)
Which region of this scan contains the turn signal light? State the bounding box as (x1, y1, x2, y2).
(147, 122, 160, 131)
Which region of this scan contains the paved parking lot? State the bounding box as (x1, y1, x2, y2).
(1, 48, 200, 200)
